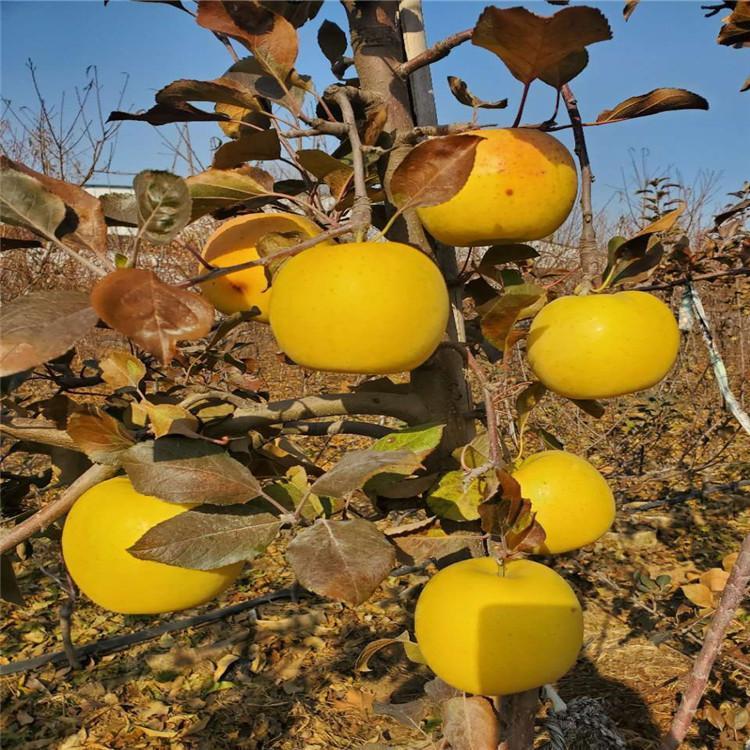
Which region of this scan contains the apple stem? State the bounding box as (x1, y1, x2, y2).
(512, 82, 531, 128)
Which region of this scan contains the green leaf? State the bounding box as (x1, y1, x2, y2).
(371, 424, 445, 458)
(426, 469, 491, 522)
(0, 166, 66, 238)
(133, 170, 191, 244)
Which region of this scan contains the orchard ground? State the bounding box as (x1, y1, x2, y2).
(1, 274, 747, 748)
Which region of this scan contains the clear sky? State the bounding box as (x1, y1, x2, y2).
(1, 0, 747, 217)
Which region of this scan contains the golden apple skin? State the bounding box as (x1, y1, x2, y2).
(416, 128, 578, 246)
(526, 291, 680, 399)
(512, 450, 615, 554)
(199, 213, 323, 321)
(62, 477, 242, 615)
(269, 241, 449, 374)
(414, 557, 583, 695)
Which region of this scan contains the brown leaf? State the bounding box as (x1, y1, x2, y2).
(596, 88, 709, 123)
(355, 631, 424, 672)
(0, 291, 98, 376)
(186, 166, 274, 221)
(143, 402, 200, 438)
(310, 449, 423, 498)
(296, 149, 353, 201)
(700, 567, 730, 593)
(681, 583, 715, 609)
(392, 530, 485, 565)
(286, 518, 395, 606)
(99, 350, 146, 389)
(90, 269, 214, 363)
(156, 76, 264, 111)
(447, 77, 508, 109)
(0, 157, 107, 255)
(128, 506, 280, 569)
(717, 1, 750, 47)
(1, 555, 24, 606)
(67, 406, 136, 464)
(472, 6, 611, 85)
(623, 0, 640, 21)
(109, 101, 230, 126)
(391, 134, 483, 209)
(122, 438, 265, 505)
(442, 695, 499, 750)
(478, 284, 545, 353)
(196, 1, 298, 80)
(538, 48, 589, 89)
(212, 129, 281, 168)
(722, 551, 739, 571)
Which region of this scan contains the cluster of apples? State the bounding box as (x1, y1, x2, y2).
(61, 130, 680, 699)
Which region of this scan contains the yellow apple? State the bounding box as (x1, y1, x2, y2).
(414, 557, 583, 695)
(416, 128, 578, 246)
(512, 450, 615, 554)
(526, 290, 680, 399)
(199, 212, 324, 321)
(269, 241, 449, 373)
(62, 476, 242, 614)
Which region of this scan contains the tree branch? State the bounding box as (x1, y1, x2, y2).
(180, 224, 357, 288)
(395, 27, 473, 79)
(0, 418, 78, 451)
(661, 531, 750, 749)
(465, 350, 503, 466)
(635, 267, 750, 292)
(332, 88, 372, 230)
(0, 463, 118, 555)
(216, 392, 430, 435)
(280, 420, 393, 439)
(561, 84, 598, 280)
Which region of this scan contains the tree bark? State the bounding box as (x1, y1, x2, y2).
(344, 0, 474, 458)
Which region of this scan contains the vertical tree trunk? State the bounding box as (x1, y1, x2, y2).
(344, 0, 474, 454)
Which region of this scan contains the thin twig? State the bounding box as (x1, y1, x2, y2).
(561, 84, 598, 280)
(332, 88, 371, 232)
(0, 464, 118, 556)
(396, 28, 473, 79)
(465, 350, 502, 466)
(179, 224, 357, 288)
(512, 82, 531, 129)
(635, 267, 750, 292)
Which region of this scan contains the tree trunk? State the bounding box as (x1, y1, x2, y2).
(344, 0, 475, 456)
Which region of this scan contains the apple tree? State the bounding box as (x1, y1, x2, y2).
(1, 2, 748, 748)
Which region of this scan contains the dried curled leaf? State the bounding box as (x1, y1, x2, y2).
(717, 2, 750, 47)
(355, 631, 425, 672)
(0, 291, 98, 377)
(447, 76, 508, 109)
(596, 89, 709, 123)
(472, 6, 611, 85)
(109, 101, 230, 126)
(286, 518, 395, 606)
(91, 269, 214, 363)
(391, 135, 483, 209)
(478, 283, 545, 353)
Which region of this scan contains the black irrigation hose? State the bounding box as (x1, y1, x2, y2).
(0, 587, 296, 676)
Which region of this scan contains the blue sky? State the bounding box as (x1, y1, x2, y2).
(1, 0, 747, 217)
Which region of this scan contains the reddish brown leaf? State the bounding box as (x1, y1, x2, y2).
(286, 518, 395, 606)
(623, 0, 640, 21)
(67, 406, 136, 464)
(447, 76, 508, 109)
(596, 88, 709, 123)
(478, 283, 545, 353)
(717, 1, 750, 47)
(1, 156, 106, 256)
(472, 6, 611, 85)
(0, 291, 98, 376)
(196, 1, 298, 80)
(90, 269, 214, 363)
(390, 134, 483, 209)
